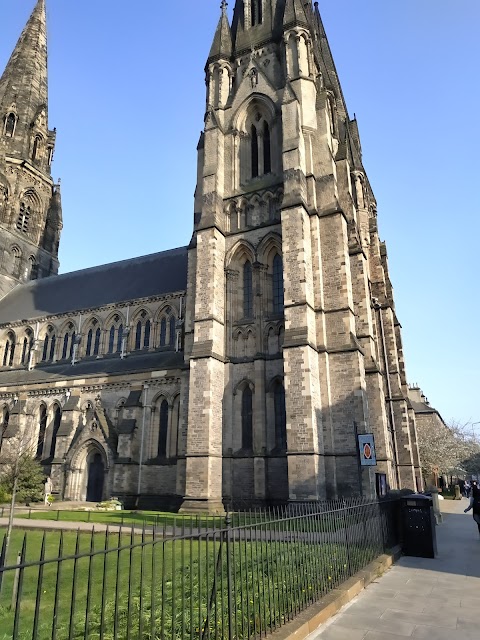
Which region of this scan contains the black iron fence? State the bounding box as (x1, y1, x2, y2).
(0, 497, 400, 640)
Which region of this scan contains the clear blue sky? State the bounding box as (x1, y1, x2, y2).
(1, 1, 479, 427)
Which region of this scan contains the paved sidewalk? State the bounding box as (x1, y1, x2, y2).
(308, 497, 480, 640)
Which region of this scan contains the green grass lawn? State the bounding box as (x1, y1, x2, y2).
(0, 524, 381, 640)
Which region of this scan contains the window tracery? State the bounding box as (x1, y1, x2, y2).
(107, 315, 124, 354)
(42, 326, 56, 362)
(3, 331, 16, 367)
(61, 323, 76, 360)
(21, 328, 34, 365)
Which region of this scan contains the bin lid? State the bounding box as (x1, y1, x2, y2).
(402, 493, 432, 506)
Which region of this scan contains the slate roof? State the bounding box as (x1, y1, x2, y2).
(0, 247, 188, 325)
(0, 350, 185, 387)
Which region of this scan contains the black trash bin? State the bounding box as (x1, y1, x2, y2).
(401, 493, 437, 558)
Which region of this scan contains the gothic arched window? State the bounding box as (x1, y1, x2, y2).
(263, 121, 271, 174)
(158, 400, 169, 457)
(5, 113, 16, 137)
(250, 0, 262, 26)
(243, 261, 253, 318)
(3, 332, 15, 367)
(241, 386, 253, 451)
(32, 136, 41, 161)
(160, 317, 167, 347)
(49, 405, 61, 459)
(251, 124, 259, 179)
(107, 315, 123, 354)
(135, 321, 142, 350)
(86, 329, 93, 356)
(61, 324, 75, 360)
(116, 325, 123, 353)
(108, 326, 115, 354)
(29, 256, 38, 280)
(272, 254, 284, 314)
(12, 246, 21, 278)
(241, 106, 273, 185)
(16, 202, 31, 234)
(274, 381, 287, 451)
(37, 405, 47, 459)
(94, 328, 101, 355)
(169, 317, 176, 347)
(49, 334, 56, 361)
(21, 329, 33, 365)
(144, 320, 151, 349)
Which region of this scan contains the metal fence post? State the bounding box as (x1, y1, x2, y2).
(225, 513, 234, 640)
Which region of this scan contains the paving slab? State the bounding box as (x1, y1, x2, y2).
(308, 497, 480, 640)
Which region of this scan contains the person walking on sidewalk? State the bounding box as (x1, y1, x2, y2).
(464, 484, 480, 536)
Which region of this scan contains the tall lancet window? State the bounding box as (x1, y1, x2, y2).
(243, 261, 253, 318)
(242, 386, 253, 451)
(263, 121, 271, 174)
(241, 105, 274, 185)
(251, 124, 259, 178)
(5, 113, 16, 137)
(272, 254, 284, 314)
(250, 0, 262, 26)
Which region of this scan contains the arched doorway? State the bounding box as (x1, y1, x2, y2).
(86, 452, 105, 502)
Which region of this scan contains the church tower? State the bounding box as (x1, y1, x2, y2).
(182, 0, 421, 511)
(0, 0, 62, 298)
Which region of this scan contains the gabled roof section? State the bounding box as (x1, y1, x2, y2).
(208, 1, 233, 62)
(0, 247, 188, 325)
(0, 0, 48, 123)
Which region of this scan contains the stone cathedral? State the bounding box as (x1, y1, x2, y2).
(0, 0, 422, 512)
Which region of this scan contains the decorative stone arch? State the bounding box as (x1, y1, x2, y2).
(258, 233, 283, 315)
(31, 132, 44, 162)
(40, 323, 57, 362)
(83, 316, 103, 357)
(232, 94, 279, 187)
(209, 62, 233, 109)
(284, 27, 313, 79)
(233, 378, 255, 453)
(2, 329, 16, 367)
(19, 325, 34, 365)
(105, 312, 125, 355)
(9, 244, 22, 279)
(155, 305, 177, 348)
(58, 320, 77, 361)
(266, 375, 287, 453)
(150, 394, 172, 459)
(131, 308, 152, 351)
(64, 440, 111, 503)
(16, 188, 42, 241)
(3, 109, 17, 137)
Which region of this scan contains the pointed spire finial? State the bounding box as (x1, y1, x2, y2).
(221, 0, 228, 14)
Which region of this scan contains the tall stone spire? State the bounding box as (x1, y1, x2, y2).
(208, 1, 233, 62)
(0, 0, 61, 294)
(0, 0, 52, 164)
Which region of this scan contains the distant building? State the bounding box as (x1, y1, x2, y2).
(0, 1, 422, 511)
